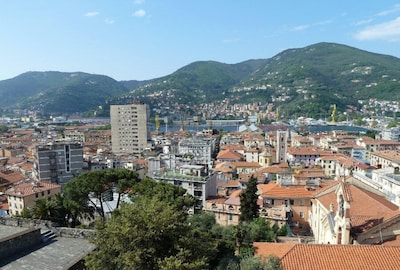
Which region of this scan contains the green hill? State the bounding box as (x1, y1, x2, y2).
(0, 71, 130, 114)
(122, 42, 400, 119)
(1, 42, 400, 118)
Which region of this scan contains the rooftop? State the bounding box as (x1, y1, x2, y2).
(254, 242, 400, 270)
(0, 227, 95, 270)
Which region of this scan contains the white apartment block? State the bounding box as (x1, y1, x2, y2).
(110, 103, 151, 156)
(178, 136, 216, 170)
(150, 163, 217, 212)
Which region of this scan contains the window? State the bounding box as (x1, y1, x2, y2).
(229, 213, 233, 221)
(300, 199, 305, 206)
(299, 212, 304, 218)
(35, 193, 38, 198)
(271, 199, 275, 205)
(289, 199, 295, 206)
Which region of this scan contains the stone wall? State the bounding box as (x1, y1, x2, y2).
(0, 217, 58, 228)
(56, 227, 94, 239)
(0, 228, 41, 261)
(0, 217, 94, 239)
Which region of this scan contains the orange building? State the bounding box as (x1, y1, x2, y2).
(5, 180, 61, 216)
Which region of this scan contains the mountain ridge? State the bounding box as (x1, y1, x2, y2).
(1, 42, 400, 118)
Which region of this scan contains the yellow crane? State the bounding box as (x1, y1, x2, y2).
(275, 108, 280, 122)
(331, 104, 336, 124)
(155, 114, 160, 131)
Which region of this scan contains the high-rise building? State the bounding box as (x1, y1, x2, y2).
(33, 141, 83, 186)
(276, 130, 288, 163)
(110, 103, 151, 156)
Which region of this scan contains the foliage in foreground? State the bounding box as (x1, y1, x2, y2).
(85, 177, 282, 269)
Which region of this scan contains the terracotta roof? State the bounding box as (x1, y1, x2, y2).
(224, 189, 242, 205)
(287, 146, 322, 156)
(257, 183, 332, 198)
(214, 162, 234, 173)
(5, 180, 61, 197)
(217, 180, 239, 188)
(216, 149, 242, 160)
(258, 166, 288, 174)
(371, 150, 400, 163)
(254, 242, 400, 270)
(254, 242, 296, 259)
(316, 181, 400, 231)
(231, 161, 261, 168)
(0, 169, 26, 186)
(220, 144, 246, 151)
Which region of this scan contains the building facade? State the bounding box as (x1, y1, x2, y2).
(33, 141, 83, 186)
(178, 136, 215, 170)
(6, 180, 61, 216)
(110, 103, 150, 156)
(150, 164, 217, 212)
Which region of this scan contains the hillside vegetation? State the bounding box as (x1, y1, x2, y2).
(0, 71, 129, 114)
(1, 42, 400, 117)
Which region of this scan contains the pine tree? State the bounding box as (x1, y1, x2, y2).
(239, 175, 259, 223)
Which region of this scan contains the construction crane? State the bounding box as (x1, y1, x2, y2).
(331, 104, 336, 124)
(155, 114, 160, 132)
(276, 107, 280, 122)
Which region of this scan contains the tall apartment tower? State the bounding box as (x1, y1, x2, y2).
(33, 141, 83, 186)
(110, 103, 150, 156)
(276, 130, 288, 163)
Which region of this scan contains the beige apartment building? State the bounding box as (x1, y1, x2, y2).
(110, 103, 151, 156)
(5, 180, 61, 216)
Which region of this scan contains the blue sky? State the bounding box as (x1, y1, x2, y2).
(1, 1, 400, 81)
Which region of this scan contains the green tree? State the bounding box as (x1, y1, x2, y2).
(63, 168, 140, 226)
(218, 255, 282, 270)
(0, 125, 8, 133)
(32, 199, 53, 220)
(85, 197, 210, 270)
(387, 118, 398, 128)
(129, 177, 195, 211)
(239, 175, 259, 223)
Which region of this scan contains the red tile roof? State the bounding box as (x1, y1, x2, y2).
(5, 180, 61, 197)
(216, 149, 242, 160)
(254, 242, 400, 270)
(258, 182, 334, 198)
(316, 180, 400, 232)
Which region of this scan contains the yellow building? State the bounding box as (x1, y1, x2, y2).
(5, 180, 61, 216)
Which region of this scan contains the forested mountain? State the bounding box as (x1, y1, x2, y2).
(1, 42, 400, 117)
(0, 71, 129, 114)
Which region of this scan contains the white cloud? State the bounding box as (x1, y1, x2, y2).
(354, 17, 400, 41)
(222, 38, 240, 44)
(134, 0, 144, 4)
(105, 18, 115, 24)
(133, 9, 146, 17)
(377, 4, 400, 16)
(316, 20, 332, 26)
(84, 11, 99, 17)
(355, 19, 373, 26)
(291, 24, 310, 31)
